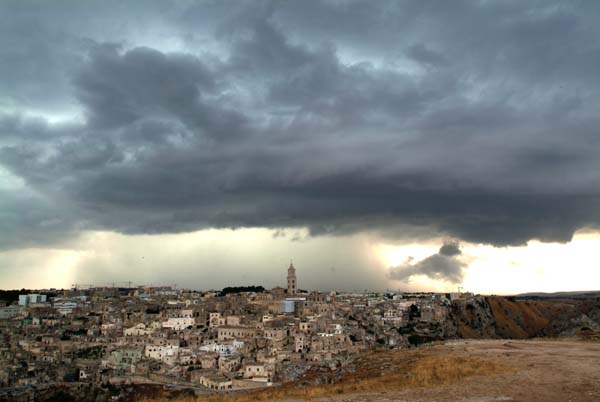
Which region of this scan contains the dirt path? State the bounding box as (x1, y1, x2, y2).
(310, 340, 600, 402)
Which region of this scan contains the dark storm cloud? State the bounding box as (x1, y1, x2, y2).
(1, 0, 600, 250)
(0, 188, 80, 250)
(389, 241, 466, 283)
(439, 241, 461, 257)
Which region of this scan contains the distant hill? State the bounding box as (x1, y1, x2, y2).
(513, 290, 600, 299)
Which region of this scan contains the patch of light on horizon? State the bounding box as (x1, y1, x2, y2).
(375, 242, 440, 268)
(0, 248, 86, 289)
(4, 228, 599, 294)
(461, 231, 600, 295)
(377, 230, 600, 295)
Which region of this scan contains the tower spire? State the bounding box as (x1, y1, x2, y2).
(287, 260, 297, 295)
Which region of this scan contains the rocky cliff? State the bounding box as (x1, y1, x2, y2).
(446, 296, 600, 339)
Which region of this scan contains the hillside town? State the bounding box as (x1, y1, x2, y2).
(0, 263, 473, 400)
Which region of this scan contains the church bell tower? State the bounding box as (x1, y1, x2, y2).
(287, 261, 297, 295)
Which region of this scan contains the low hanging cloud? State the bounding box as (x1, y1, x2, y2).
(438, 241, 462, 257)
(389, 241, 466, 283)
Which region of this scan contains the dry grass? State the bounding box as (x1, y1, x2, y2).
(406, 354, 505, 387)
(138, 352, 509, 402)
(487, 297, 551, 338)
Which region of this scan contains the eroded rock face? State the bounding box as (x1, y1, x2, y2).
(445, 296, 600, 340)
(357, 296, 600, 347)
(443, 297, 498, 339)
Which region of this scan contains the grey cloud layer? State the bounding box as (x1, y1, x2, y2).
(1, 0, 600, 249)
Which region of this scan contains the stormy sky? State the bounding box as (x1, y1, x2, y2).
(1, 1, 600, 293)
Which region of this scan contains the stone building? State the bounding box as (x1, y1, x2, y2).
(287, 262, 297, 295)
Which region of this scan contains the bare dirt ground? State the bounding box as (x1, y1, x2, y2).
(144, 340, 600, 402)
(307, 339, 600, 402)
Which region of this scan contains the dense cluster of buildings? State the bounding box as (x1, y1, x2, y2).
(0, 263, 468, 397)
